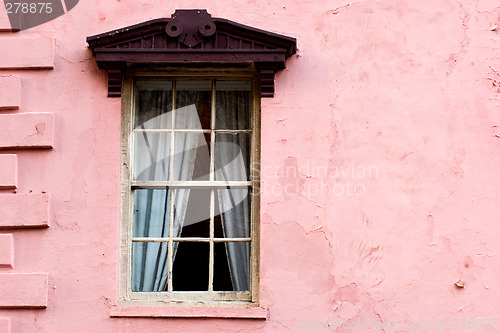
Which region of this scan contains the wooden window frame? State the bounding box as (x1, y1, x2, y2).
(119, 68, 261, 306)
(87, 9, 296, 311)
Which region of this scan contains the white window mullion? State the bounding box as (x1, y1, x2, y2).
(208, 80, 216, 292)
(167, 80, 176, 293)
(167, 189, 174, 292)
(131, 237, 252, 242)
(210, 80, 216, 181)
(208, 189, 215, 291)
(132, 180, 251, 188)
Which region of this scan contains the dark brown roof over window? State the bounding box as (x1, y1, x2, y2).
(87, 9, 297, 97)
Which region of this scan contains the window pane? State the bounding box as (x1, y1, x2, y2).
(133, 189, 170, 238)
(174, 189, 210, 238)
(215, 81, 251, 130)
(173, 133, 209, 181)
(128, 77, 255, 298)
(216, 188, 251, 238)
(214, 133, 251, 181)
(214, 213, 224, 238)
(172, 242, 209, 291)
(134, 132, 171, 181)
(132, 241, 169, 292)
(175, 81, 211, 130)
(214, 242, 250, 291)
(135, 80, 172, 129)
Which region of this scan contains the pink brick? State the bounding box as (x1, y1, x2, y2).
(0, 273, 48, 308)
(0, 234, 14, 268)
(0, 76, 21, 110)
(0, 155, 17, 189)
(0, 37, 54, 69)
(0, 193, 50, 228)
(0, 0, 16, 32)
(0, 113, 54, 149)
(0, 318, 11, 333)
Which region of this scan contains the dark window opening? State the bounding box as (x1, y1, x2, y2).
(173, 215, 233, 291)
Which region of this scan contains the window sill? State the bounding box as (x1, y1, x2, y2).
(109, 305, 268, 319)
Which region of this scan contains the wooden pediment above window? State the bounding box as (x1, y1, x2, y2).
(86, 9, 297, 97)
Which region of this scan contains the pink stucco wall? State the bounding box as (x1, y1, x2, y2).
(1, 0, 500, 332)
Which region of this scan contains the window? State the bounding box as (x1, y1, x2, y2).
(86, 9, 296, 307)
(120, 72, 260, 302)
